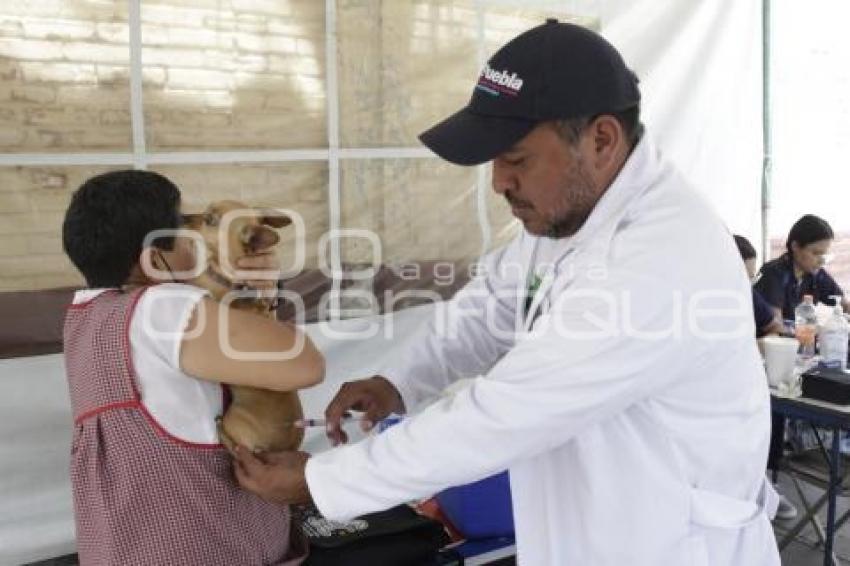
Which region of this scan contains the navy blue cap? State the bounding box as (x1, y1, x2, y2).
(419, 19, 640, 165)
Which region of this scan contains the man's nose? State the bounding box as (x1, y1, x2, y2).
(491, 162, 514, 195)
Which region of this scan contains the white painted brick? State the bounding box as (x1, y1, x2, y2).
(0, 38, 64, 60)
(267, 55, 321, 76)
(95, 64, 130, 84)
(95, 22, 129, 44)
(201, 90, 235, 108)
(234, 31, 296, 54)
(63, 41, 129, 64)
(0, 235, 29, 257)
(164, 110, 232, 129)
(141, 5, 210, 28)
(295, 38, 320, 57)
(0, 58, 18, 80)
(235, 13, 268, 34)
(142, 67, 167, 86)
(11, 85, 56, 104)
(202, 14, 239, 32)
(232, 71, 294, 91)
(0, 191, 31, 213)
(166, 67, 233, 90)
(0, 211, 64, 236)
(24, 19, 96, 40)
(0, 18, 25, 38)
(267, 19, 323, 39)
(99, 110, 130, 126)
(140, 24, 170, 46)
(56, 85, 129, 109)
(27, 234, 64, 256)
(143, 46, 206, 68)
(29, 189, 72, 212)
(61, 128, 132, 150)
(227, 53, 268, 73)
(0, 255, 72, 277)
(0, 127, 27, 148)
(20, 61, 98, 84)
(230, 0, 292, 16)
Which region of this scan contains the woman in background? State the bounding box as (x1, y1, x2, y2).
(755, 214, 848, 522)
(755, 214, 848, 320)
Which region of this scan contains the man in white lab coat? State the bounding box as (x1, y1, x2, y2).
(235, 19, 780, 565)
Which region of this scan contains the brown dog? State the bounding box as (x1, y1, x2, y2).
(184, 200, 304, 453)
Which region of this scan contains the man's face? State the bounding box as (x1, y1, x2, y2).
(491, 122, 602, 238)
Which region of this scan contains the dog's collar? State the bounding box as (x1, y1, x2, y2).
(203, 266, 283, 312)
(205, 265, 248, 292)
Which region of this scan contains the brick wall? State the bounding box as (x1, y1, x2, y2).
(0, 1, 586, 291)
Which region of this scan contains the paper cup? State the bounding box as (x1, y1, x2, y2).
(761, 336, 800, 387)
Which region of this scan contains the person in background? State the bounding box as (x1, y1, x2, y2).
(754, 214, 848, 320)
(734, 235, 783, 337)
(734, 234, 797, 520)
(752, 214, 848, 523)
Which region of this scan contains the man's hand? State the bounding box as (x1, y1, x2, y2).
(233, 446, 312, 505)
(236, 250, 280, 291)
(325, 375, 405, 446)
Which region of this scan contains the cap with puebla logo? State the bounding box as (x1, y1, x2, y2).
(419, 18, 640, 166)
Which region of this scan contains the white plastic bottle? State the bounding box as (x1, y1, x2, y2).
(819, 297, 849, 370)
(795, 294, 818, 359)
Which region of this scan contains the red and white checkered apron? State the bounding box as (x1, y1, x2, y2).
(63, 288, 307, 565)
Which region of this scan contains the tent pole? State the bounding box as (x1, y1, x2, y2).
(761, 0, 773, 261)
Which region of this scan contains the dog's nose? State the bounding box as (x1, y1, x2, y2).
(243, 225, 280, 252)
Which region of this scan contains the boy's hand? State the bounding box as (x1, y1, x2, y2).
(234, 446, 312, 505)
(236, 251, 280, 291)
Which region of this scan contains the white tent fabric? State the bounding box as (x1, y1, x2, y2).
(601, 0, 764, 248)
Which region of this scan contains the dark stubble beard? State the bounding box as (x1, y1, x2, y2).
(545, 158, 601, 239)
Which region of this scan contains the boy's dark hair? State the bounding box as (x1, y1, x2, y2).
(733, 234, 757, 261)
(62, 170, 182, 288)
(786, 214, 834, 255)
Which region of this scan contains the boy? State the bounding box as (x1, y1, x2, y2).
(62, 170, 322, 564)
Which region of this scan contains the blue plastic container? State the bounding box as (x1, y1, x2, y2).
(434, 471, 515, 539)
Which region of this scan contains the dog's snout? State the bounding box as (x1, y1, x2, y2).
(242, 225, 280, 252)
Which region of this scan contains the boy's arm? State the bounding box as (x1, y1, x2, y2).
(180, 297, 325, 391)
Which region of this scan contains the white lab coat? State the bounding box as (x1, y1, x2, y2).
(306, 136, 781, 565)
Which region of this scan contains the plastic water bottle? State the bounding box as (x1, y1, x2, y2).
(819, 297, 849, 370)
(795, 294, 818, 359)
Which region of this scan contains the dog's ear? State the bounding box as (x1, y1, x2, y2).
(243, 225, 280, 252)
(180, 213, 203, 229)
(203, 209, 222, 227)
(258, 208, 292, 228)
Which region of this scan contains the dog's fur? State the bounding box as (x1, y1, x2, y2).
(184, 200, 304, 453)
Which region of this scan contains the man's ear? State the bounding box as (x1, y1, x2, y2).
(587, 115, 622, 166)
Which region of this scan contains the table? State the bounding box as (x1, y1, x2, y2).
(771, 392, 850, 566)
